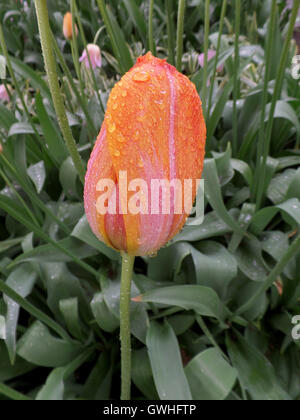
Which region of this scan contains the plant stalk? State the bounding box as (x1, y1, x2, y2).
(34, 0, 86, 184)
(120, 253, 135, 400)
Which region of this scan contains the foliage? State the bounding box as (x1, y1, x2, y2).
(0, 0, 299, 401)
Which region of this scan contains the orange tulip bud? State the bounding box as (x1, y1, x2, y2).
(84, 52, 206, 256)
(63, 12, 78, 40)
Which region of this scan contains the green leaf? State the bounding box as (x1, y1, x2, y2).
(203, 159, 246, 236)
(91, 293, 119, 333)
(192, 241, 238, 297)
(4, 265, 37, 363)
(10, 56, 51, 101)
(27, 161, 46, 194)
(0, 342, 33, 382)
(8, 122, 42, 137)
(72, 215, 120, 261)
(226, 332, 291, 400)
(35, 347, 94, 400)
(0, 237, 23, 253)
(251, 199, 300, 234)
(59, 298, 83, 341)
(100, 273, 149, 343)
(132, 348, 159, 400)
(235, 237, 268, 282)
(35, 92, 68, 166)
(12, 238, 98, 265)
(17, 321, 82, 367)
(123, 0, 147, 46)
(59, 156, 79, 199)
(81, 351, 113, 400)
(172, 210, 238, 243)
(185, 348, 237, 400)
(135, 285, 227, 322)
(146, 321, 192, 400)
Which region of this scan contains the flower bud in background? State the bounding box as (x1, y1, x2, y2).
(198, 49, 224, 72)
(63, 12, 78, 41)
(0, 84, 10, 102)
(79, 44, 102, 70)
(84, 52, 206, 256)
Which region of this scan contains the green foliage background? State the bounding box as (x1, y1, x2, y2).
(0, 0, 299, 400)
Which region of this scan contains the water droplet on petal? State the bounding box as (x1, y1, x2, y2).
(114, 150, 120, 157)
(108, 123, 116, 133)
(133, 71, 151, 82)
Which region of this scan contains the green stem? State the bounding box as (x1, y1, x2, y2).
(202, 0, 211, 116)
(176, 0, 186, 72)
(0, 383, 31, 401)
(34, 0, 86, 184)
(70, 0, 85, 96)
(149, 0, 155, 54)
(197, 315, 229, 362)
(120, 253, 135, 400)
(51, 33, 96, 137)
(96, 0, 126, 74)
(255, 0, 300, 209)
(232, 0, 241, 156)
(251, 0, 277, 203)
(166, 0, 175, 65)
(73, 0, 102, 106)
(207, 0, 227, 116)
(236, 234, 300, 316)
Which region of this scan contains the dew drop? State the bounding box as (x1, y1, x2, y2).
(108, 122, 116, 133)
(114, 150, 121, 157)
(133, 71, 151, 82)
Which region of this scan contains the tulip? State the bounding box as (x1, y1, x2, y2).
(84, 52, 206, 256)
(79, 44, 102, 70)
(0, 84, 10, 102)
(199, 49, 224, 72)
(63, 12, 78, 40)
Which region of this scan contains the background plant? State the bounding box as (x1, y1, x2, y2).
(0, 0, 299, 401)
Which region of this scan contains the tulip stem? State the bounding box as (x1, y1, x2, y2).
(34, 0, 86, 184)
(176, 0, 186, 72)
(120, 253, 135, 400)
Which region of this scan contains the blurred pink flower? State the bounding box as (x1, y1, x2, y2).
(79, 44, 102, 70)
(198, 49, 224, 72)
(0, 85, 10, 102)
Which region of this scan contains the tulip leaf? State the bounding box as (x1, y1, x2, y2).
(226, 332, 292, 400)
(203, 159, 246, 236)
(132, 348, 159, 400)
(135, 284, 227, 321)
(72, 215, 120, 261)
(146, 321, 192, 400)
(17, 321, 83, 367)
(91, 292, 120, 333)
(185, 348, 237, 400)
(3, 264, 37, 363)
